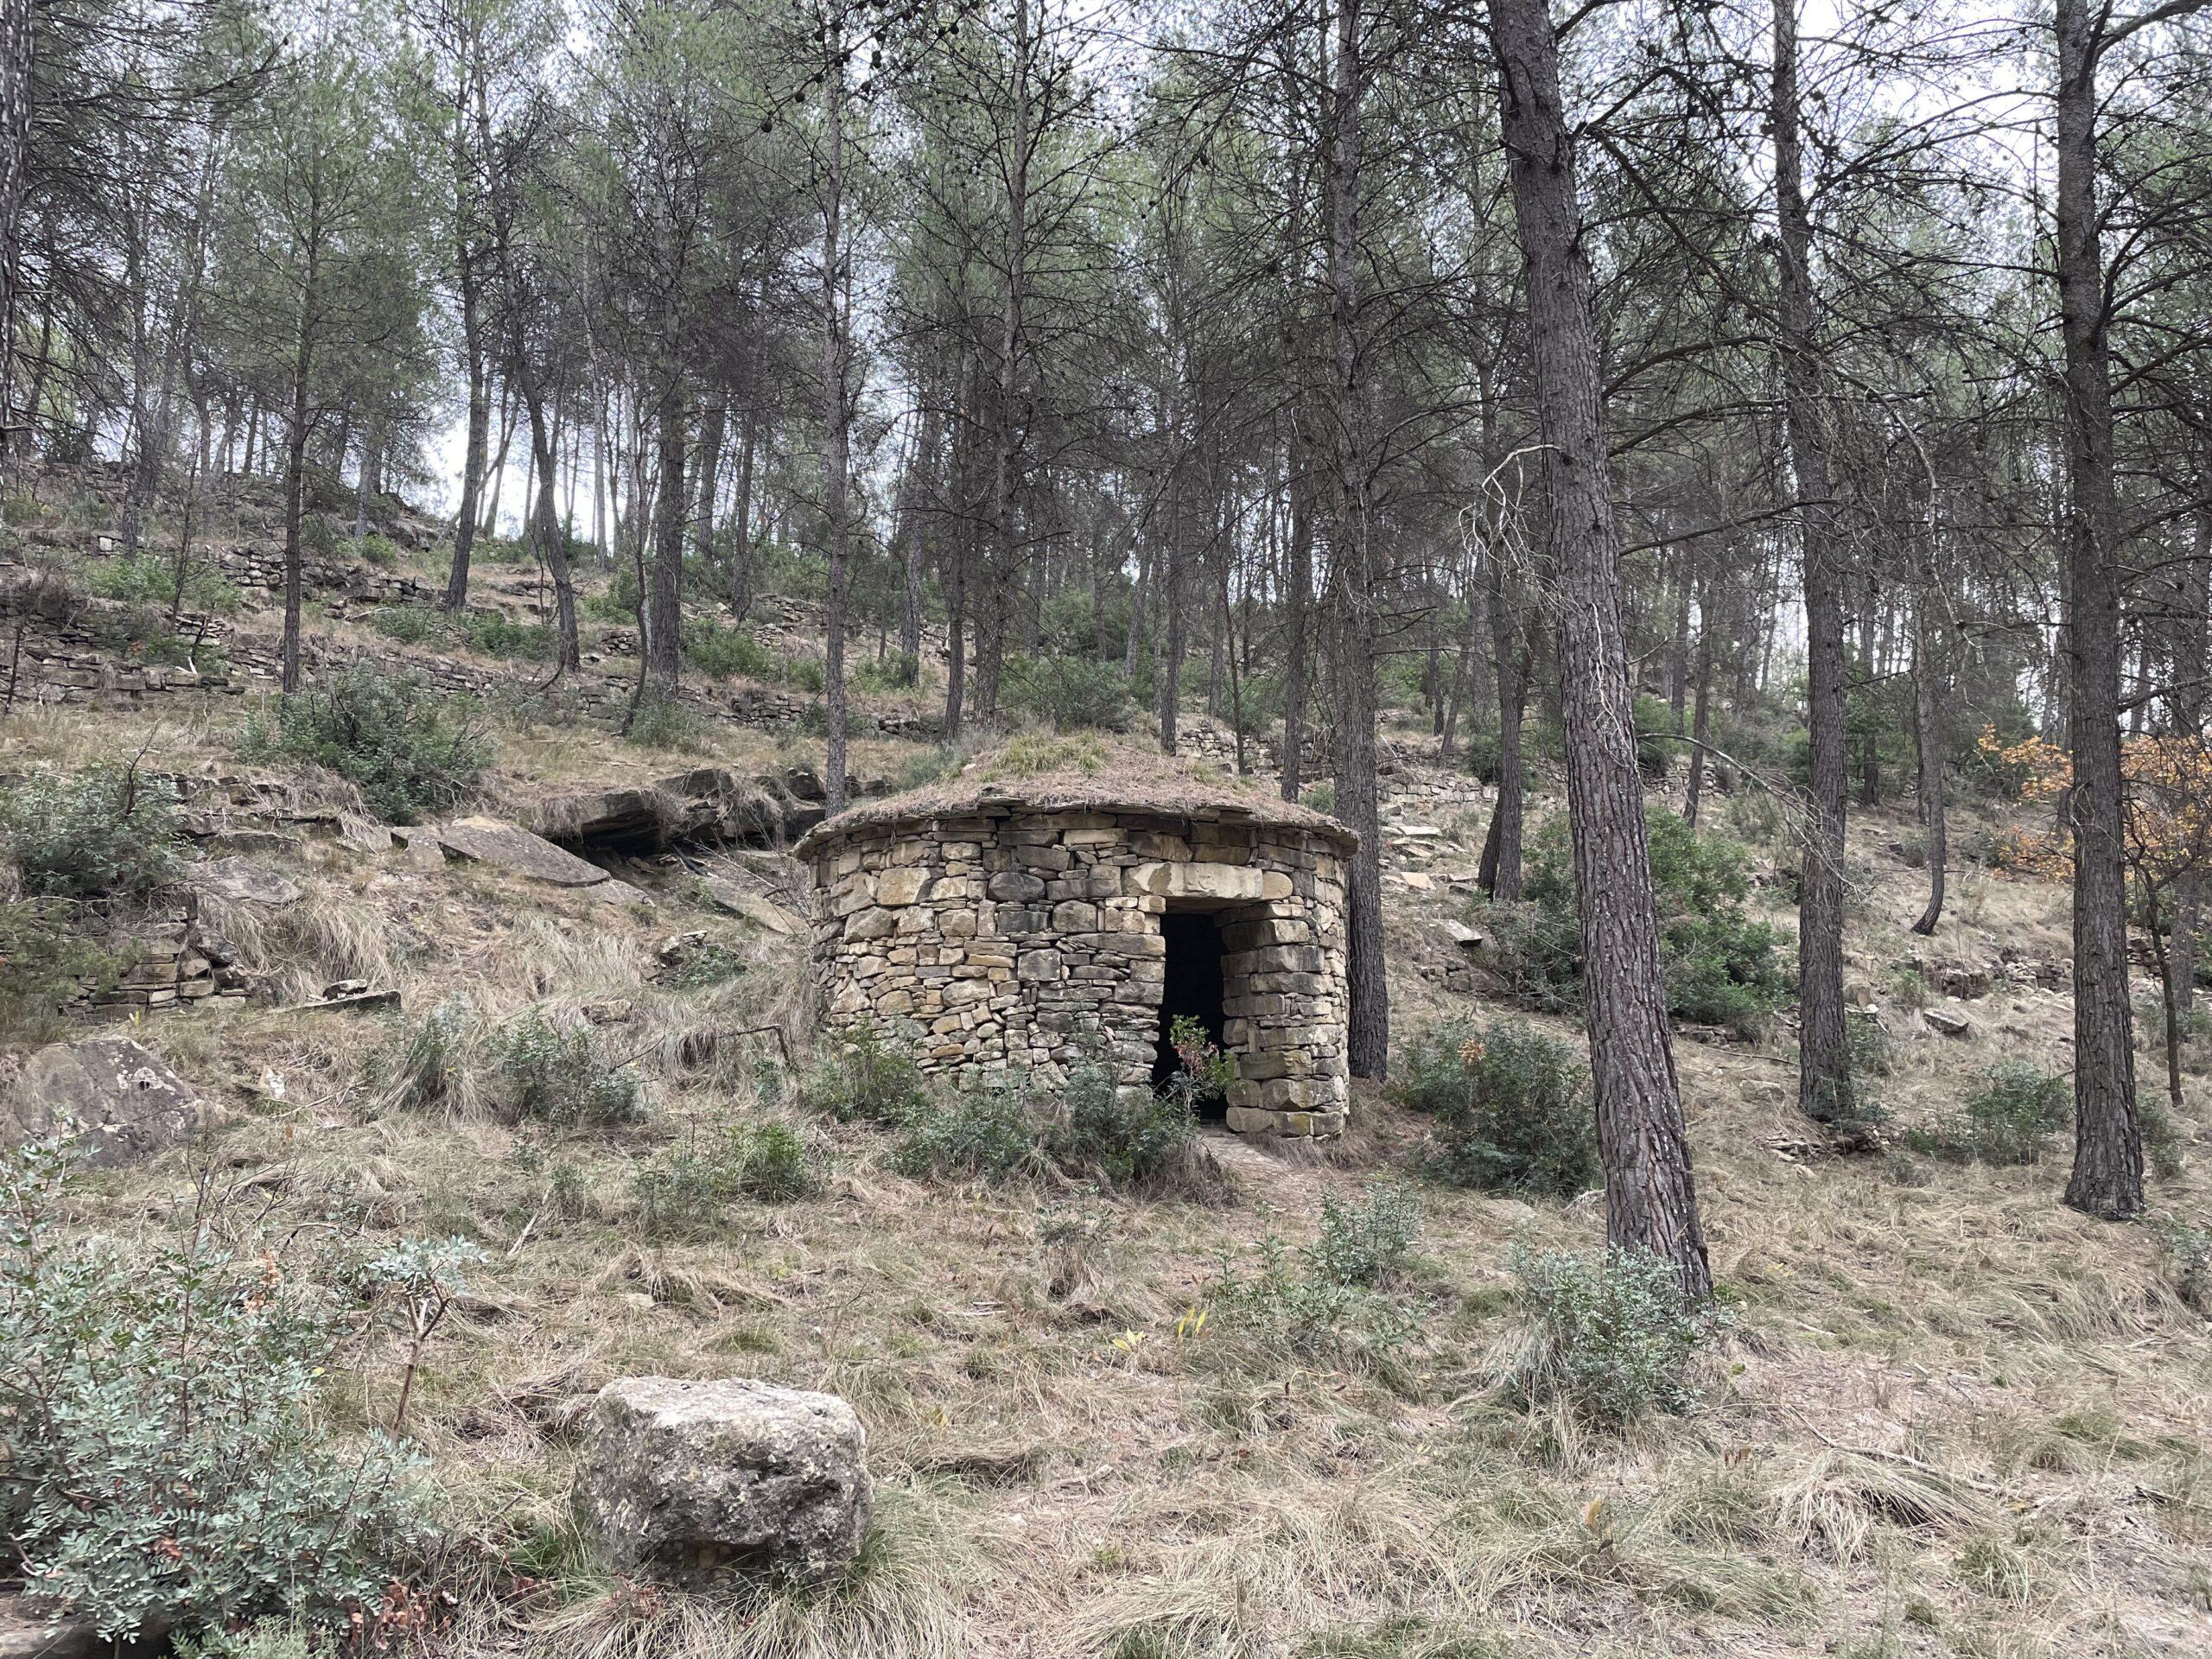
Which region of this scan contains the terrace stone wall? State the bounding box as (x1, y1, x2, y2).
(803, 806, 1353, 1135)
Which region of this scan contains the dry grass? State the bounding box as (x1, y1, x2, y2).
(10, 680, 2212, 1658)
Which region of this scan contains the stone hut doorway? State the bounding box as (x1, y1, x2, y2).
(1154, 906, 1230, 1112)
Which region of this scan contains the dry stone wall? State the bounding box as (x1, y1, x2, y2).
(805, 807, 1352, 1135)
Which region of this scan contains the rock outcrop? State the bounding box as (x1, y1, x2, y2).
(1, 1038, 205, 1166)
(573, 1376, 874, 1586)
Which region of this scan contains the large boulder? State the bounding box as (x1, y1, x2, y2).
(1, 1038, 204, 1166)
(530, 769, 784, 855)
(573, 1376, 874, 1586)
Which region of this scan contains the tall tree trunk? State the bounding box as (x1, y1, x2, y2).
(1280, 433, 1312, 800)
(694, 389, 725, 568)
(2055, 0, 2143, 1219)
(642, 368, 683, 697)
(1683, 566, 1714, 831)
(279, 201, 323, 698)
(1488, 0, 1711, 1296)
(480, 378, 515, 537)
(1773, 0, 1855, 1129)
(447, 271, 490, 609)
(1910, 597, 1948, 935)
(2169, 497, 2209, 1011)
(819, 54, 853, 817)
(0, 0, 30, 481)
(1327, 0, 1387, 1081)
(728, 397, 757, 620)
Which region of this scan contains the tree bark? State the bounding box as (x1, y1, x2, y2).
(1910, 595, 1948, 936)
(695, 389, 726, 569)
(642, 370, 684, 696)
(1488, 0, 1711, 1296)
(819, 53, 852, 817)
(1279, 432, 1313, 800)
(2054, 0, 2143, 1219)
(0, 0, 30, 480)
(1326, 0, 1387, 1080)
(1773, 0, 1856, 1130)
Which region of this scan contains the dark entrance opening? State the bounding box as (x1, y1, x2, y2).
(1155, 909, 1229, 1117)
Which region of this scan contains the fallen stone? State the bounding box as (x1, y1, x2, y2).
(435, 816, 611, 887)
(0, 1596, 100, 1659)
(336, 813, 392, 854)
(574, 1376, 874, 1586)
(193, 855, 302, 907)
(278, 988, 401, 1016)
(1924, 1007, 1973, 1037)
(584, 1000, 636, 1026)
(531, 768, 783, 854)
(1441, 919, 1484, 950)
(1, 1038, 204, 1167)
(702, 880, 804, 936)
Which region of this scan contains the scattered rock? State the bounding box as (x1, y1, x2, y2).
(574, 1376, 874, 1586)
(702, 878, 803, 937)
(531, 767, 784, 854)
(1924, 1007, 1973, 1037)
(278, 987, 401, 1016)
(584, 1000, 636, 1026)
(193, 855, 302, 906)
(1441, 919, 1483, 950)
(0, 1596, 100, 1659)
(1, 1038, 205, 1166)
(337, 812, 392, 854)
(435, 816, 613, 887)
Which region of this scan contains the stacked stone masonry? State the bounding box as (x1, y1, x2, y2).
(804, 806, 1354, 1135)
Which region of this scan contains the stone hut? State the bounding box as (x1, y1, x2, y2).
(793, 749, 1358, 1135)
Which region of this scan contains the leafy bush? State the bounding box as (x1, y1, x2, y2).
(84, 550, 240, 614)
(1307, 1180, 1422, 1287)
(634, 1121, 817, 1232)
(459, 612, 552, 660)
(798, 1026, 934, 1126)
(1903, 1061, 2069, 1166)
(2151, 1213, 2212, 1313)
(0, 899, 115, 1039)
(1459, 726, 1504, 785)
(370, 604, 443, 646)
(851, 651, 919, 694)
(335, 533, 402, 568)
(0, 1142, 426, 1643)
(1004, 652, 1134, 732)
(624, 690, 706, 752)
(1633, 692, 1680, 779)
(1392, 1020, 1598, 1198)
(681, 617, 779, 680)
(0, 762, 185, 898)
(1510, 808, 1787, 1038)
(488, 1011, 645, 1128)
(886, 1065, 1208, 1191)
(1504, 1246, 1716, 1425)
(1210, 1182, 1424, 1362)
(242, 665, 493, 823)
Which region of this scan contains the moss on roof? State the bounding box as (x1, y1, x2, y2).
(795, 734, 1357, 856)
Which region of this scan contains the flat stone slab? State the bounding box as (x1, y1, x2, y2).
(2, 1038, 204, 1167)
(435, 816, 611, 887)
(0, 1596, 100, 1659)
(702, 878, 803, 936)
(194, 855, 302, 906)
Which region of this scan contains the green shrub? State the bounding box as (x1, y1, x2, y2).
(1308, 1180, 1422, 1287)
(634, 1121, 817, 1232)
(458, 611, 553, 661)
(891, 1054, 1219, 1193)
(1510, 808, 1787, 1038)
(1210, 1181, 1424, 1362)
(335, 533, 402, 568)
(625, 690, 705, 752)
(2151, 1213, 2212, 1313)
(488, 1011, 645, 1128)
(1392, 1020, 1598, 1198)
(84, 550, 240, 614)
(1004, 652, 1134, 732)
(1505, 1246, 1716, 1425)
(0, 1142, 426, 1643)
(0, 899, 115, 1039)
(682, 617, 779, 680)
(241, 666, 493, 823)
(0, 762, 185, 898)
(889, 1079, 1036, 1180)
(853, 651, 919, 693)
(1459, 726, 1504, 785)
(1632, 692, 1680, 779)
(798, 1026, 934, 1126)
(1904, 1061, 2069, 1166)
(370, 603, 444, 646)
